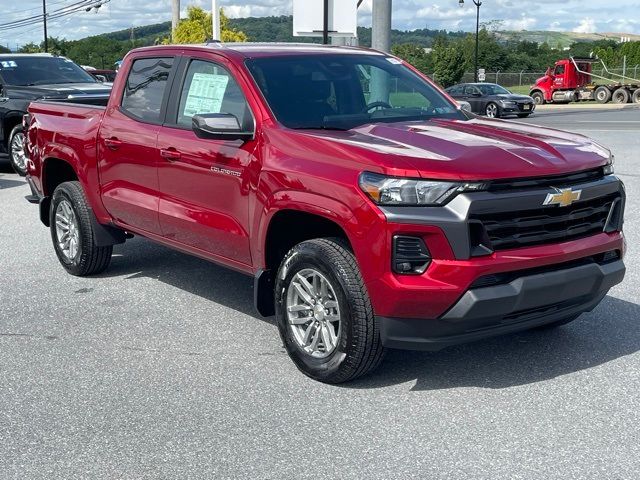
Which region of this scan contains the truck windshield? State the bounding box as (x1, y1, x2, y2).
(0, 56, 97, 86)
(246, 54, 464, 130)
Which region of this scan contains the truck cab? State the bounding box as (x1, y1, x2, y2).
(530, 58, 593, 104)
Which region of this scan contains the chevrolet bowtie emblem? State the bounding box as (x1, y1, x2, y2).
(543, 187, 582, 207)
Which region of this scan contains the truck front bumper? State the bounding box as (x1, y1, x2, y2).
(377, 256, 624, 351)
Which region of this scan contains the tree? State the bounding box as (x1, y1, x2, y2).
(391, 43, 432, 73)
(432, 38, 465, 87)
(173, 6, 247, 44)
(18, 42, 42, 53)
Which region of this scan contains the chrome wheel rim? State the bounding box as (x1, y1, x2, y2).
(596, 90, 607, 101)
(10, 132, 27, 171)
(286, 268, 341, 358)
(55, 200, 80, 261)
(486, 104, 498, 118)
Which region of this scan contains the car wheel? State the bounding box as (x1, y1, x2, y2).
(530, 91, 545, 105)
(485, 102, 500, 118)
(8, 125, 28, 176)
(50, 181, 113, 276)
(631, 89, 640, 104)
(535, 315, 580, 330)
(594, 86, 611, 104)
(611, 88, 630, 104)
(275, 238, 385, 383)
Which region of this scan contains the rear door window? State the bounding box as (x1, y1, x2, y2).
(121, 57, 174, 123)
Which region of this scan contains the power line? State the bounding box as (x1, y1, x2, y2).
(0, 0, 110, 32)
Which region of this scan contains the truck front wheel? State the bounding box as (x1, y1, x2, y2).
(8, 125, 28, 176)
(530, 91, 545, 105)
(595, 86, 611, 104)
(275, 238, 385, 383)
(50, 181, 113, 276)
(611, 88, 630, 104)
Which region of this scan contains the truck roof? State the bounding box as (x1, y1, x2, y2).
(0, 53, 55, 58)
(131, 42, 384, 59)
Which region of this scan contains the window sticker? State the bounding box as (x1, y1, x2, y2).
(183, 73, 229, 118)
(0, 61, 17, 69)
(386, 57, 402, 65)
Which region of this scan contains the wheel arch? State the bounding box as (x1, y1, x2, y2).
(254, 198, 357, 317)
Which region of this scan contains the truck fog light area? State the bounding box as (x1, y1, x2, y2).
(392, 236, 431, 275)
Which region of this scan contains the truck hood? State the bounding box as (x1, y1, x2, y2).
(5, 82, 112, 100)
(299, 118, 611, 181)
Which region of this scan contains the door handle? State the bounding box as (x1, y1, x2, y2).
(160, 148, 182, 162)
(104, 137, 122, 151)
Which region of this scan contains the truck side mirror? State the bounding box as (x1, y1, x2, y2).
(192, 113, 254, 142)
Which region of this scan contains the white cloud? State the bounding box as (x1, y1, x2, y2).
(501, 15, 536, 31)
(573, 17, 597, 34)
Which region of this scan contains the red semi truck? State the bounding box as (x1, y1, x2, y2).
(24, 44, 626, 383)
(530, 57, 640, 105)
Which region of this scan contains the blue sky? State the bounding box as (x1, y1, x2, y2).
(2, 0, 639, 49)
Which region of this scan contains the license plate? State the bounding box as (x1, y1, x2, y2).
(523, 104, 531, 110)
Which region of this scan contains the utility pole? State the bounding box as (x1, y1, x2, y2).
(171, 0, 180, 40)
(42, 0, 48, 52)
(371, 0, 391, 53)
(459, 0, 482, 82)
(212, 0, 220, 41)
(370, 0, 392, 104)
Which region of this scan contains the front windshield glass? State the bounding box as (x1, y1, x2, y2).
(0, 56, 97, 86)
(477, 84, 511, 95)
(246, 54, 464, 130)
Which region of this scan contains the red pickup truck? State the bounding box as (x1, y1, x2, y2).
(24, 44, 626, 383)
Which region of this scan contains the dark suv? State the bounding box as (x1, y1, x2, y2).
(0, 54, 111, 175)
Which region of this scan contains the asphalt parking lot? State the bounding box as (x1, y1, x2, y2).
(1, 106, 638, 479)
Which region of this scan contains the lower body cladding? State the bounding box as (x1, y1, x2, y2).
(369, 171, 626, 351)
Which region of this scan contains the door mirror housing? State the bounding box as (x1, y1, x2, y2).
(192, 113, 254, 142)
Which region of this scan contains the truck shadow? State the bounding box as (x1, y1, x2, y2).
(104, 237, 638, 391)
(102, 237, 270, 323)
(351, 295, 640, 391)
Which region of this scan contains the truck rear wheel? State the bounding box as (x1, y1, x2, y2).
(50, 181, 113, 276)
(275, 238, 385, 383)
(594, 86, 611, 103)
(632, 89, 640, 104)
(611, 88, 630, 104)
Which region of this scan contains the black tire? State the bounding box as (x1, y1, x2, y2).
(275, 238, 385, 383)
(50, 181, 113, 276)
(8, 125, 28, 176)
(594, 86, 611, 104)
(632, 89, 640, 104)
(530, 91, 545, 105)
(485, 102, 501, 118)
(535, 315, 580, 330)
(611, 87, 630, 104)
(517, 113, 531, 118)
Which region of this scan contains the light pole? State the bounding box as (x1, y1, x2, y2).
(459, 0, 482, 82)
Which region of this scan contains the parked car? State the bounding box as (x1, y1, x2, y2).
(446, 83, 535, 118)
(24, 44, 625, 383)
(0, 53, 111, 175)
(85, 68, 118, 83)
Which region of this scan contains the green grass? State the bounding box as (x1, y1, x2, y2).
(506, 85, 531, 95)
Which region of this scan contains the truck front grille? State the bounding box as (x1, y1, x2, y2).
(471, 193, 620, 251)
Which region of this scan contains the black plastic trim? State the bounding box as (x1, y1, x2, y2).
(377, 259, 625, 351)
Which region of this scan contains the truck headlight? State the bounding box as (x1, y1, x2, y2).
(604, 154, 615, 174)
(359, 172, 486, 206)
